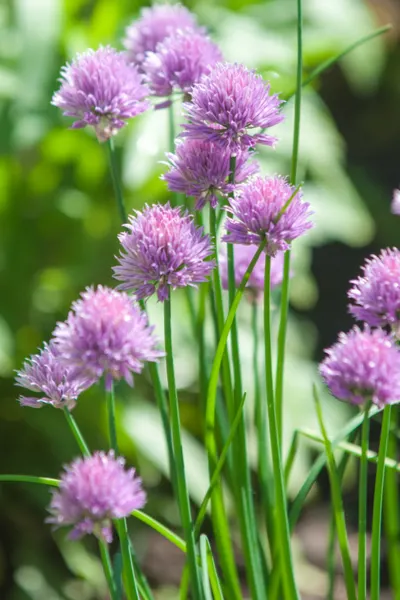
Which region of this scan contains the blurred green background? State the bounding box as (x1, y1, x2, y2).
(1, 0, 400, 598)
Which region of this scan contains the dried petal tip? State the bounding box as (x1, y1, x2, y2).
(113, 203, 215, 301)
(124, 4, 199, 67)
(52, 47, 149, 142)
(219, 245, 287, 302)
(223, 175, 313, 255)
(348, 248, 400, 333)
(143, 29, 222, 100)
(182, 62, 284, 152)
(52, 286, 163, 388)
(319, 326, 400, 407)
(391, 189, 400, 215)
(47, 451, 146, 542)
(163, 139, 259, 210)
(15, 342, 92, 410)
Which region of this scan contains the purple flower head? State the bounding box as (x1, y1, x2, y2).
(113, 203, 215, 301)
(123, 4, 199, 67)
(319, 326, 400, 407)
(182, 63, 284, 153)
(15, 342, 92, 410)
(219, 245, 287, 302)
(52, 286, 163, 390)
(143, 29, 222, 101)
(348, 248, 400, 333)
(162, 139, 259, 210)
(391, 189, 400, 216)
(52, 47, 150, 142)
(47, 451, 146, 543)
(222, 175, 313, 255)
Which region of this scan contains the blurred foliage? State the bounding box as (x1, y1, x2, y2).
(1, 0, 399, 598)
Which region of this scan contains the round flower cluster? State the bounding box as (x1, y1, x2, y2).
(143, 29, 222, 103)
(113, 204, 215, 301)
(52, 286, 163, 390)
(320, 245, 400, 408)
(123, 4, 200, 67)
(47, 451, 146, 543)
(52, 47, 149, 142)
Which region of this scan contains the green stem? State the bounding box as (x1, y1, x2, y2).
(105, 380, 139, 600)
(116, 519, 140, 600)
(164, 292, 203, 600)
(264, 255, 299, 600)
(209, 207, 234, 420)
(314, 386, 357, 600)
(132, 510, 186, 553)
(358, 404, 371, 600)
(194, 392, 246, 539)
(384, 407, 400, 600)
(63, 407, 90, 456)
(106, 381, 119, 454)
(139, 299, 177, 496)
(205, 242, 266, 599)
(284, 25, 391, 102)
(253, 301, 275, 553)
(0, 474, 59, 486)
(106, 138, 127, 224)
(275, 0, 302, 447)
(99, 541, 119, 600)
(227, 160, 265, 599)
(371, 405, 392, 600)
(289, 406, 380, 530)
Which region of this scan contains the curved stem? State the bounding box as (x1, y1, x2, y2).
(64, 407, 90, 457)
(106, 382, 119, 454)
(105, 381, 139, 600)
(106, 138, 127, 224)
(371, 405, 392, 600)
(275, 0, 302, 447)
(0, 474, 59, 486)
(164, 292, 203, 600)
(264, 255, 299, 600)
(99, 540, 119, 600)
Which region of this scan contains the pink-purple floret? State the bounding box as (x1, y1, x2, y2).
(348, 248, 400, 331)
(182, 63, 284, 152)
(47, 451, 146, 543)
(143, 29, 222, 100)
(163, 139, 259, 210)
(15, 342, 93, 410)
(52, 47, 149, 142)
(123, 4, 200, 67)
(52, 286, 163, 390)
(113, 203, 215, 301)
(223, 175, 313, 255)
(319, 327, 400, 407)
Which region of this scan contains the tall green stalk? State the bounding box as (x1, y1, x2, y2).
(371, 405, 392, 600)
(106, 381, 140, 600)
(64, 407, 91, 456)
(226, 157, 265, 599)
(253, 302, 275, 552)
(314, 387, 357, 600)
(264, 256, 299, 600)
(275, 0, 303, 446)
(209, 207, 234, 420)
(384, 407, 400, 599)
(106, 139, 128, 224)
(358, 404, 371, 600)
(163, 291, 203, 600)
(205, 241, 266, 599)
